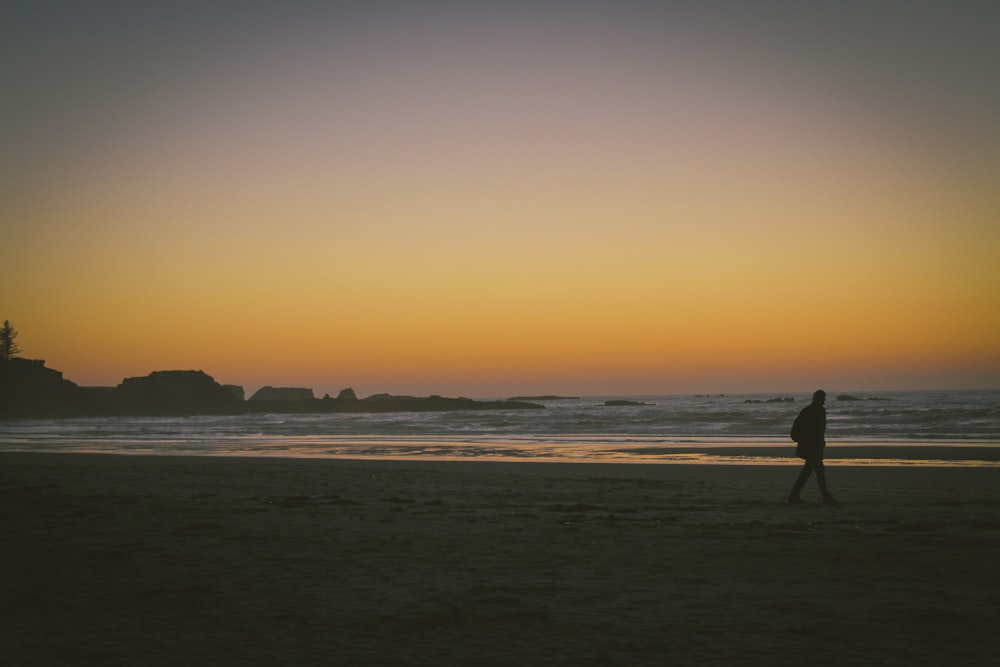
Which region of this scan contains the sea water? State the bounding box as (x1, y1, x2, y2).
(1, 389, 997, 465)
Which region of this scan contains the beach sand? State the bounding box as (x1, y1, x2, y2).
(3, 453, 999, 666)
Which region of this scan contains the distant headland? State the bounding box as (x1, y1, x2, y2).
(0, 358, 543, 419)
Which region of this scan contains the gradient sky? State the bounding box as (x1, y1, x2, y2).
(3, 1, 998, 397)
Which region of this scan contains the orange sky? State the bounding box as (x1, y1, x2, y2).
(4, 2, 999, 397)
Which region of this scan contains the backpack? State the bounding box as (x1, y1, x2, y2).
(790, 412, 804, 443)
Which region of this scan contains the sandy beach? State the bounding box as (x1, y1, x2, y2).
(3, 453, 999, 666)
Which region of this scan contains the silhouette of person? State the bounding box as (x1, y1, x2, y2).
(788, 389, 838, 505)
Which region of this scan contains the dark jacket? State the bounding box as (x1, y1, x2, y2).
(791, 403, 826, 459)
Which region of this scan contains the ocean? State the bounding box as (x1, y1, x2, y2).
(1, 389, 997, 465)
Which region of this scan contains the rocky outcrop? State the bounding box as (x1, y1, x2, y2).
(114, 370, 242, 416)
(2, 361, 544, 418)
(0, 358, 88, 418)
(248, 386, 316, 402)
(223, 384, 245, 401)
(336, 387, 358, 401)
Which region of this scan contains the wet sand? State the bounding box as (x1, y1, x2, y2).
(3, 452, 999, 666)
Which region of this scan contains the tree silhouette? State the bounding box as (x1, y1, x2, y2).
(1, 320, 21, 360)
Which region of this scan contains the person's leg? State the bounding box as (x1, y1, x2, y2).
(814, 461, 838, 505)
(789, 461, 814, 503)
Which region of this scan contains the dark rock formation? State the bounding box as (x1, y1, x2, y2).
(2, 360, 543, 418)
(248, 387, 316, 402)
(0, 358, 89, 418)
(223, 384, 245, 401)
(114, 370, 242, 416)
(365, 393, 420, 401)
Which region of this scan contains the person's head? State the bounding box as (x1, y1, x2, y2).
(812, 390, 826, 405)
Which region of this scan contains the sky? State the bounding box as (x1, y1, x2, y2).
(3, 0, 998, 398)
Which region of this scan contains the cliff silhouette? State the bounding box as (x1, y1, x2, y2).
(114, 370, 244, 416)
(248, 386, 316, 402)
(0, 358, 93, 418)
(0, 358, 542, 419)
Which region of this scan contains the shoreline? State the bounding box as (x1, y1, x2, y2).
(3, 442, 1000, 467)
(4, 452, 1000, 665)
(6, 449, 1000, 477)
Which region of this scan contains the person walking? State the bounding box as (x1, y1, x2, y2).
(789, 390, 838, 505)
